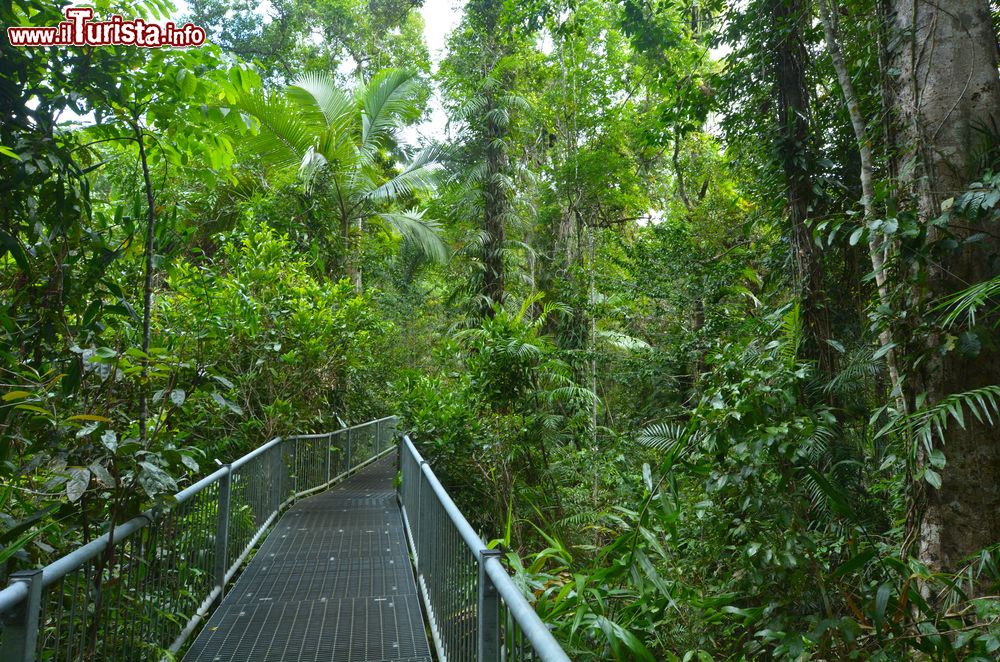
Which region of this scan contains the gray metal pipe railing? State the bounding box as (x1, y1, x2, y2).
(0, 415, 398, 661)
(398, 434, 571, 662)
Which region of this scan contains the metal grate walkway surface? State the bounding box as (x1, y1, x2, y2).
(184, 456, 432, 662)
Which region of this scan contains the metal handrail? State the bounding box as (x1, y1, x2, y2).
(0, 415, 398, 661)
(398, 434, 571, 662)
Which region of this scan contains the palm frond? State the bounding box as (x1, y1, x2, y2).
(808, 423, 837, 458)
(937, 274, 1000, 329)
(297, 146, 328, 192)
(288, 72, 354, 134)
(597, 330, 651, 352)
(485, 106, 511, 130)
(552, 510, 607, 530)
(779, 303, 802, 367)
(358, 69, 422, 154)
(500, 337, 543, 359)
(637, 422, 700, 453)
(824, 347, 881, 395)
(545, 385, 599, 407)
(890, 385, 1000, 456)
(450, 94, 488, 125)
(232, 90, 313, 169)
(500, 93, 532, 114)
(376, 209, 449, 263)
(451, 161, 489, 187)
(316, 126, 361, 172)
(364, 145, 442, 204)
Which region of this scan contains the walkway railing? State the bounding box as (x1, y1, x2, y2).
(398, 435, 571, 662)
(0, 416, 398, 661)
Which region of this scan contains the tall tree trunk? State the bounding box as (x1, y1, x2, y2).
(134, 119, 156, 445)
(588, 223, 599, 505)
(817, 0, 906, 412)
(672, 132, 709, 395)
(772, 0, 836, 376)
(465, 0, 508, 318)
(892, 0, 1000, 573)
(483, 85, 507, 315)
(334, 183, 360, 290)
(352, 216, 362, 291)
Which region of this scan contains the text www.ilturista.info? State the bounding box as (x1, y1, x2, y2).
(7, 6, 206, 48)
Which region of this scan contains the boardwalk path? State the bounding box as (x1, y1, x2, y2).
(184, 456, 432, 662)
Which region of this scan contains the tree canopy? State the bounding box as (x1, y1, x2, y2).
(3, 0, 1000, 658)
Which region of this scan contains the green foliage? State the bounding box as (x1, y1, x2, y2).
(186, 0, 430, 84)
(396, 295, 596, 538)
(233, 68, 448, 272)
(160, 222, 386, 450)
(4, 1, 1000, 660)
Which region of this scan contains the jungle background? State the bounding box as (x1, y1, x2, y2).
(3, 0, 1000, 658)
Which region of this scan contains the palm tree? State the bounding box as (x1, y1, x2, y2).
(235, 69, 448, 288)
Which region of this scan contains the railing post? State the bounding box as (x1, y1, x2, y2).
(345, 427, 353, 474)
(324, 433, 332, 484)
(214, 465, 232, 600)
(0, 569, 43, 662)
(290, 438, 298, 496)
(415, 460, 427, 568)
(375, 419, 382, 455)
(272, 444, 283, 512)
(396, 431, 402, 480)
(478, 550, 502, 662)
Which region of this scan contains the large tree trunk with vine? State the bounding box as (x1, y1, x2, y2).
(772, 0, 836, 377)
(482, 86, 507, 316)
(342, 213, 361, 292)
(470, 0, 508, 318)
(892, 0, 1000, 573)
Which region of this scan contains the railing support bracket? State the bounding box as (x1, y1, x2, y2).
(0, 569, 42, 662)
(478, 549, 503, 662)
(214, 464, 232, 601)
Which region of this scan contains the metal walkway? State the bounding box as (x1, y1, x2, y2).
(183, 457, 432, 662)
(0, 417, 570, 662)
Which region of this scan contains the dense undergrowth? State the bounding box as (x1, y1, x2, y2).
(399, 303, 1000, 660)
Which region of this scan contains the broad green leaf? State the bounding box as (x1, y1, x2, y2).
(873, 342, 897, 361)
(66, 414, 113, 423)
(15, 404, 51, 416)
(848, 226, 864, 246)
(212, 392, 244, 415)
(874, 584, 891, 632)
(89, 463, 114, 487)
(66, 468, 90, 502)
(138, 462, 178, 497)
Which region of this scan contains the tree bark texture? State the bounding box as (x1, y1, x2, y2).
(772, 0, 836, 376)
(469, 0, 509, 318)
(483, 85, 507, 315)
(892, 0, 1000, 572)
(817, 0, 906, 411)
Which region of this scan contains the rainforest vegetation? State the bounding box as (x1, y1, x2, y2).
(3, 0, 1000, 658)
